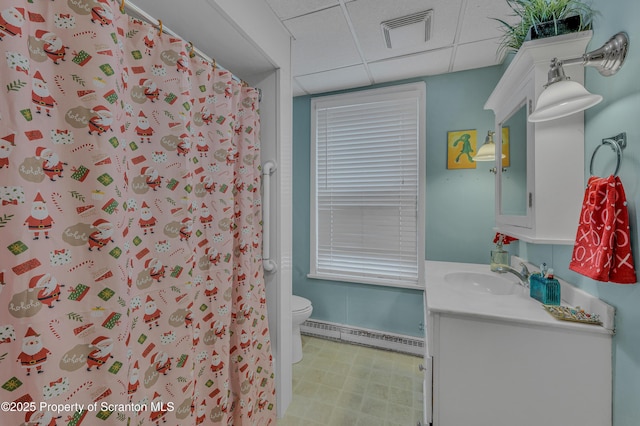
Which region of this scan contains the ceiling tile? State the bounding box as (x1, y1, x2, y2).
(295, 65, 371, 95)
(124, 0, 520, 97)
(272, 0, 516, 95)
(369, 48, 453, 83)
(451, 38, 504, 73)
(265, 0, 339, 20)
(347, 0, 463, 62)
(458, 0, 519, 44)
(286, 6, 362, 75)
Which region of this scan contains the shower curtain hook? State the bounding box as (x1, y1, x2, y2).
(187, 42, 195, 58)
(120, 0, 126, 14)
(157, 19, 163, 36)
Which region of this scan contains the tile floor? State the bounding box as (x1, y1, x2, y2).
(279, 335, 424, 426)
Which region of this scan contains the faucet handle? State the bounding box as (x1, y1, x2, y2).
(519, 262, 530, 278)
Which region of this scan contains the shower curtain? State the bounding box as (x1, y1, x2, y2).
(0, 2, 275, 425)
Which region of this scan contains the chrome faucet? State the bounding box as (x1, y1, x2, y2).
(494, 262, 531, 288)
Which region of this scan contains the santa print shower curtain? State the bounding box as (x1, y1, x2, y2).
(0, 1, 276, 425)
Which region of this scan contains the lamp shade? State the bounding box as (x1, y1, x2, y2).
(529, 80, 602, 122)
(473, 139, 506, 162)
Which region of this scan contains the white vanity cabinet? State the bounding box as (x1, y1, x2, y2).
(428, 312, 611, 426)
(422, 260, 614, 426)
(485, 31, 593, 244)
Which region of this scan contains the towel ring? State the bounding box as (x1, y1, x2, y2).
(589, 132, 627, 177)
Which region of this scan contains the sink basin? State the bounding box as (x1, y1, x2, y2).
(444, 271, 519, 295)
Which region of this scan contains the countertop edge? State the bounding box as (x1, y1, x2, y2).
(425, 260, 614, 336)
(427, 305, 614, 335)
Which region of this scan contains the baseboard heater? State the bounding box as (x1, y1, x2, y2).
(300, 319, 424, 356)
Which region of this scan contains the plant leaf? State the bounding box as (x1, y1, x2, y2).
(493, 0, 595, 53)
(6, 80, 26, 92)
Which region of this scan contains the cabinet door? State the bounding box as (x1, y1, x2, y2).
(422, 356, 432, 426)
(422, 292, 432, 425)
(486, 32, 590, 243)
(436, 314, 611, 426)
(495, 74, 534, 230)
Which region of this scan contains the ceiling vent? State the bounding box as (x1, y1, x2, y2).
(381, 10, 433, 49)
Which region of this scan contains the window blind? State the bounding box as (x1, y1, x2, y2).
(311, 86, 424, 287)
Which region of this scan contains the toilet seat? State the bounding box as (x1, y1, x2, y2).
(292, 295, 312, 313)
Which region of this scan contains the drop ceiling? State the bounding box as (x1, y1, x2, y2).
(127, 0, 517, 97)
(264, 0, 518, 96)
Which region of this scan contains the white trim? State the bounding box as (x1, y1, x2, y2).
(307, 273, 424, 290)
(309, 82, 426, 288)
(300, 319, 425, 356)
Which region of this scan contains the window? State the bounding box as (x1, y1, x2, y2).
(309, 83, 425, 289)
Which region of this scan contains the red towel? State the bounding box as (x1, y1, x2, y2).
(570, 175, 636, 283)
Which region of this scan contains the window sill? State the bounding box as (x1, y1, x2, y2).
(307, 273, 424, 291)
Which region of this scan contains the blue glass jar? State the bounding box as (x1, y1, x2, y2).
(529, 272, 561, 305)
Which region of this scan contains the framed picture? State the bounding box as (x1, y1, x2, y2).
(501, 127, 510, 167)
(447, 129, 477, 169)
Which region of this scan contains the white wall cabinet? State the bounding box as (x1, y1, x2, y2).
(485, 32, 593, 244)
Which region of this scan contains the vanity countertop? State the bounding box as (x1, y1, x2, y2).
(425, 260, 614, 335)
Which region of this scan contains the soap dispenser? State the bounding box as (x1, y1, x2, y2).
(490, 245, 509, 272)
(490, 233, 515, 272)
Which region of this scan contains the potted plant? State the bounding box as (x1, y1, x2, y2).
(495, 0, 596, 54)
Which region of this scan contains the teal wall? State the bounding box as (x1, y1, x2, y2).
(521, 2, 640, 425)
(292, 67, 502, 338)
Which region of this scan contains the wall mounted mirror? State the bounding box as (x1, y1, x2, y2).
(499, 102, 527, 217)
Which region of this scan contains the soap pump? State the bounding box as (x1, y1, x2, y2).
(490, 233, 516, 272)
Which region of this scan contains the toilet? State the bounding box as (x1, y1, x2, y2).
(291, 295, 313, 363)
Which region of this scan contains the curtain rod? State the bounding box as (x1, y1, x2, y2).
(122, 0, 244, 85)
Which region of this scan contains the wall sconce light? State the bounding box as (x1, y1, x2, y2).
(473, 131, 506, 173)
(529, 32, 629, 122)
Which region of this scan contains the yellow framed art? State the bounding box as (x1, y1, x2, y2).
(447, 129, 477, 169)
(501, 127, 510, 167)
